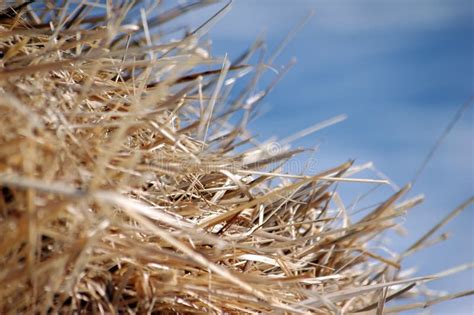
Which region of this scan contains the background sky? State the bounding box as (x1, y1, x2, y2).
(172, 0, 473, 313)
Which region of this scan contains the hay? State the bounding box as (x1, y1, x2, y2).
(0, 1, 472, 314)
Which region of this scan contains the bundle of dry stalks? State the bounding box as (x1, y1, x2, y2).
(0, 1, 472, 314)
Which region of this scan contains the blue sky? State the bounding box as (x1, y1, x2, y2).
(147, 0, 473, 312)
(181, 1, 473, 313)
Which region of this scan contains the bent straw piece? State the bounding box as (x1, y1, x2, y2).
(296, 275, 435, 308)
(403, 196, 474, 257)
(382, 290, 474, 314)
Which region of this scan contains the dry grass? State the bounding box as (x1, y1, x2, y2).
(0, 1, 472, 314)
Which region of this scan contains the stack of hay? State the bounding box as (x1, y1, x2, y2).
(0, 1, 471, 314)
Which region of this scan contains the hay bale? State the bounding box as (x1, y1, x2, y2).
(0, 1, 471, 314)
